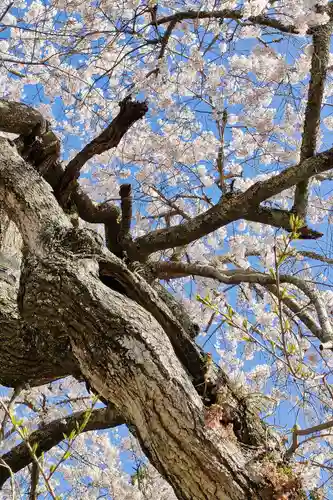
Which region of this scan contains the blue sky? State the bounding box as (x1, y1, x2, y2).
(1, 1, 333, 496)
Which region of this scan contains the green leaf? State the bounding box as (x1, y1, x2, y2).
(63, 450, 71, 461)
(68, 429, 76, 440)
(32, 442, 39, 454)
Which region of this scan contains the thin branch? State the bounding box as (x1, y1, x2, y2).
(0, 459, 15, 498)
(286, 418, 333, 457)
(157, 19, 178, 61)
(216, 109, 228, 193)
(0, 407, 123, 489)
(0, 401, 57, 499)
(0, 386, 23, 441)
(29, 462, 39, 500)
(0, 2, 13, 23)
(149, 262, 332, 343)
(150, 186, 191, 221)
(298, 250, 333, 264)
(266, 283, 322, 340)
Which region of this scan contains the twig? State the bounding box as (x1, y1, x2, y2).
(286, 419, 333, 457)
(0, 2, 14, 23)
(0, 401, 57, 499)
(0, 386, 23, 441)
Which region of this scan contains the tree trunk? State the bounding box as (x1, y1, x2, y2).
(0, 137, 305, 499)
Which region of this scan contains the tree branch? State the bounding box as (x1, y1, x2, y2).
(0, 99, 124, 254)
(298, 250, 333, 264)
(28, 461, 39, 500)
(293, 21, 332, 217)
(119, 183, 133, 243)
(265, 284, 322, 340)
(154, 9, 299, 34)
(0, 407, 123, 489)
(0, 2, 14, 23)
(56, 97, 148, 204)
(244, 206, 323, 239)
(149, 262, 332, 344)
(285, 418, 333, 458)
(133, 147, 333, 257)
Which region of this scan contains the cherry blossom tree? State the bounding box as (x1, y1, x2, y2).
(0, 0, 333, 498)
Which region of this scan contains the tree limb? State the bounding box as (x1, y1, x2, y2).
(56, 97, 148, 204)
(149, 262, 332, 344)
(0, 99, 48, 136)
(285, 418, 333, 458)
(133, 148, 333, 257)
(298, 250, 333, 264)
(293, 21, 332, 217)
(119, 183, 133, 243)
(244, 206, 323, 239)
(154, 9, 299, 34)
(0, 407, 123, 489)
(0, 99, 124, 253)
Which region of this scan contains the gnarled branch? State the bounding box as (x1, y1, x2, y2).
(57, 98, 148, 204)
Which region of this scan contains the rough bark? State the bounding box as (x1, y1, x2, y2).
(0, 100, 48, 136)
(293, 21, 332, 217)
(0, 138, 305, 498)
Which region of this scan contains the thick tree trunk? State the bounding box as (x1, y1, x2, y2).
(0, 138, 304, 499)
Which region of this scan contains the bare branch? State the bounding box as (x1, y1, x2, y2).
(133, 147, 333, 256)
(0, 2, 14, 23)
(286, 418, 333, 457)
(150, 186, 191, 221)
(0, 407, 123, 489)
(244, 206, 323, 239)
(298, 250, 333, 264)
(29, 461, 39, 500)
(265, 284, 322, 340)
(56, 97, 148, 204)
(149, 262, 332, 343)
(154, 9, 299, 34)
(158, 19, 178, 61)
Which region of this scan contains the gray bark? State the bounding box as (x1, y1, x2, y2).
(0, 138, 306, 498)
